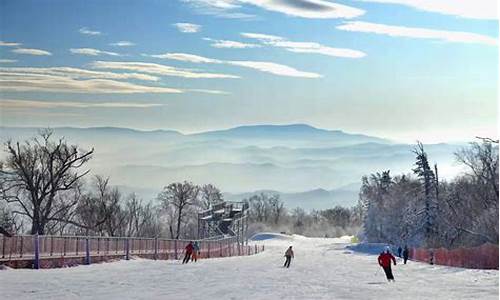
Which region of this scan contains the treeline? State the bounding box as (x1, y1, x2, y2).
(360, 140, 499, 249)
(244, 193, 362, 238)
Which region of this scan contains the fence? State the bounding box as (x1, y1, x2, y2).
(0, 235, 265, 269)
(409, 243, 498, 270)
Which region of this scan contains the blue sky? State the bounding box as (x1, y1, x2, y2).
(0, 0, 498, 142)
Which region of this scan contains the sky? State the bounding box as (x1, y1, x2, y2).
(0, 0, 498, 143)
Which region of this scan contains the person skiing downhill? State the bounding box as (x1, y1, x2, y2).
(397, 246, 402, 258)
(284, 246, 294, 268)
(378, 247, 397, 282)
(402, 245, 409, 264)
(183, 241, 194, 264)
(192, 241, 200, 262)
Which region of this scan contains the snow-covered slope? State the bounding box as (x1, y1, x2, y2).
(0, 234, 497, 300)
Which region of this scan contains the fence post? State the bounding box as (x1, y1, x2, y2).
(34, 234, 40, 270)
(219, 241, 222, 257)
(85, 238, 91, 265)
(125, 238, 130, 260)
(174, 240, 178, 260)
(154, 238, 158, 260)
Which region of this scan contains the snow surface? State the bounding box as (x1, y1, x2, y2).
(0, 234, 498, 300)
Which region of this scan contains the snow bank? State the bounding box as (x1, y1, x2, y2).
(250, 232, 293, 241)
(346, 243, 397, 255)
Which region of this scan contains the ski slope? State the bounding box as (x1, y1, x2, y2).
(0, 234, 497, 300)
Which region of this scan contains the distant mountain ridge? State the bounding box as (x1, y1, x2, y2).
(0, 124, 464, 209)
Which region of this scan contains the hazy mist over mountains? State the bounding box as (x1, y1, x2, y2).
(0, 124, 466, 209)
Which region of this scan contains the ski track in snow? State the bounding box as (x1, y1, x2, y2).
(0, 234, 497, 300)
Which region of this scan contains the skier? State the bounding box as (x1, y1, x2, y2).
(402, 245, 409, 264)
(397, 246, 402, 258)
(378, 247, 396, 282)
(192, 241, 200, 262)
(283, 246, 294, 268)
(182, 241, 194, 264)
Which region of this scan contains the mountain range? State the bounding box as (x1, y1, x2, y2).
(0, 124, 466, 209)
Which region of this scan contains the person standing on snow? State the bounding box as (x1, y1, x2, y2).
(192, 241, 200, 262)
(378, 247, 397, 282)
(182, 241, 194, 264)
(397, 246, 402, 258)
(402, 245, 409, 264)
(283, 246, 294, 268)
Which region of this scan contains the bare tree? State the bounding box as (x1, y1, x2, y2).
(200, 184, 223, 209)
(268, 194, 285, 225)
(0, 130, 93, 234)
(158, 181, 199, 239)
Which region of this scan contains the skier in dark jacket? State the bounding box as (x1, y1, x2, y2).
(397, 246, 402, 258)
(378, 248, 396, 281)
(182, 241, 194, 264)
(283, 246, 294, 268)
(402, 245, 409, 264)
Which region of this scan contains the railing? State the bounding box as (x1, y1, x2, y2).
(0, 234, 264, 269)
(409, 243, 498, 270)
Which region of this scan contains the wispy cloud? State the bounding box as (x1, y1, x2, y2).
(79, 27, 102, 35)
(242, 32, 366, 58)
(90, 61, 239, 79)
(154, 52, 321, 78)
(357, 0, 497, 20)
(0, 70, 181, 94)
(0, 59, 18, 63)
(0, 99, 164, 109)
(188, 89, 230, 95)
(173, 22, 202, 33)
(203, 37, 261, 49)
(151, 53, 221, 63)
(109, 41, 135, 47)
(0, 66, 159, 81)
(0, 41, 21, 47)
(70, 48, 121, 56)
(12, 48, 52, 56)
(181, 0, 364, 19)
(336, 21, 498, 46)
(180, 0, 254, 18)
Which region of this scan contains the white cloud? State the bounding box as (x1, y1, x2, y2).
(151, 53, 222, 63)
(357, 0, 497, 20)
(0, 41, 21, 47)
(188, 89, 230, 95)
(0, 66, 159, 81)
(79, 27, 102, 35)
(203, 38, 261, 48)
(227, 60, 321, 78)
(0, 59, 18, 63)
(240, 32, 284, 41)
(180, 0, 254, 18)
(110, 41, 135, 47)
(336, 21, 498, 46)
(90, 61, 239, 79)
(12, 48, 52, 56)
(242, 32, 366, 58)
(70, 48, 121, 56)
(0, 75, 181, 94)
(241, 0, 364, 19)
(0, 68, 181, 94)
(0, 99, 164, 109)
(155, 52, 321, 78)
(181, 0, 364, 19)
(173, 23, 202, 33)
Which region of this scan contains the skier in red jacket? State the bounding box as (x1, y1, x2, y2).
(182, 241, 194, 264)
(378, 248, 397, 282)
